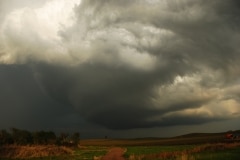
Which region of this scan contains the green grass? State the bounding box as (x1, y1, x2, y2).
(190, 147, 240, 160)
(73, 146, 108, 159)
(125, 144, 240, 160)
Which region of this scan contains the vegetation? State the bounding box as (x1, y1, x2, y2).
(1, 143, 239, 160)
(0, 128, 80, 146)
(192, 147, 240, 160)
(0, 145, 73, 159)
(124, 145, 195, 157)
(73, 146, 108, 159)
(0, 128, 108, 159)
(1, 129, 240, 159)
(124, 143, 240, 160)
(0, 145, 108, 160)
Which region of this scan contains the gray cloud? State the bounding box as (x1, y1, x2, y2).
(0, 0, 240, 134)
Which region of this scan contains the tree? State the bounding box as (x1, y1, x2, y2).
(32, 131, 56, 144)
(11, 128, 33, 145)
(56, 132, 69, 146)
(45, 131, 57, 144)
(0, 128, 80, 146)
(70, 132, 80, 146)
(0, 130, 13, 145)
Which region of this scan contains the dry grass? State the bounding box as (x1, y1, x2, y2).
(190, 142, 240, 153)
(0, 145, 73, 159)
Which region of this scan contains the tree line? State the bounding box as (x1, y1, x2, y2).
(0, 128, 80, 146)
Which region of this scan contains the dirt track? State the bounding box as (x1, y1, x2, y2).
(101, 147, 126, 160)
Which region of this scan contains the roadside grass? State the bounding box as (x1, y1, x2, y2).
(1, 146, 239, 160)
(125, 143, 240, 160)
(73, 146, 108, 159)
(1, 134, 240, 160)
(0, 146, 108, 160)
(0, 145, 73, 159)
(190, 147, 240, 160)
(1, 144, 240, 160)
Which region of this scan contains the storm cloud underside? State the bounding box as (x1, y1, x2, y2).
(0, 0, 240, 133)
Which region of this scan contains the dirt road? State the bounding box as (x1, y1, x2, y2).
(101, 147, 126, 160)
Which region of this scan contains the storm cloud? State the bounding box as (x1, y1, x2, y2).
(0, 0, 240, 135)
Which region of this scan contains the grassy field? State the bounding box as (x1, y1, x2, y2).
(124, 143, 240, 160)
(1, 131, 240, 160)
(1, 143, 240, 160)
(124, 145, 195, 157)
(192, 148, 240, 160)
(0, 146, 108, 160)
(73, 146, 108, 160)
(79, 132, 224, 146)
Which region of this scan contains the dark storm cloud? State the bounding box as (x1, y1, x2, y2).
(31, 62, 219, 129)
(0, 0, 240, 131)
(0, 64, 84, 130)
(0, 64, 51, 128)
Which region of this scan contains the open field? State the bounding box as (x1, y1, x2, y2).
(79, 133, 225, 146)
(125, 143, 240, 160)
(1, 143, 240, 160)
(1, 131, 240, 160)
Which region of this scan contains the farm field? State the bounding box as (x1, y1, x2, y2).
(124, 143, 240, 160)
(1, 143, 240, 160)
(1, 131, 240, 160)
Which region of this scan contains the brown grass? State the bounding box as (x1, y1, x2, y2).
(0, 145, 73, 159)
(190, 142, 240, 153)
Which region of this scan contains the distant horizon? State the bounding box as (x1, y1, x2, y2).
(1, 127, 240, 140)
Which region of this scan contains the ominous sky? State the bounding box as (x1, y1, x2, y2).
(0, 0, 240, 138)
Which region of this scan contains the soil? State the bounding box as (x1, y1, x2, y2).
(101, 147, 126, 160)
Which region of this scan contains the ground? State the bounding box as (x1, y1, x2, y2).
(101, 147, 126, 160)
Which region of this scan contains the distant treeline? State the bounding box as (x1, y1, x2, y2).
(0, 128, 80, 146)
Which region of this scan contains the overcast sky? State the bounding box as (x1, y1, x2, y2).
(0, 0, 240, 138)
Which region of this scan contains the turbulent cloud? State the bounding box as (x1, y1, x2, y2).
(0, 0, 240, 132)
